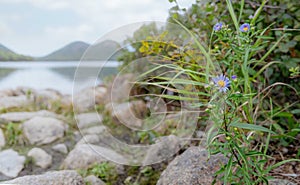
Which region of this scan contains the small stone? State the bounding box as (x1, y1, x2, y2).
(1, 170, 84, 185)
(143, 135, 180, 165)
(0, 149, 25, 177)
(73, 86, 107, 113)
(269, 179, 297, 185)
(110, 100, 147, 128)
(76, 112, 103, 129)
(22, 116, 67, 145)
(61, 144, 127, 169)
(84, 175, 106, 185)
(0, 128, 5, 149)
(107, 73, 135, 103)
(0, 95, 32, 110)
(0, 110, 57, 123)
(52, 143, 68, 154)
(282, 147, 289, 154)
(81, 126, 106, 135)
(27, 148, 52, 169)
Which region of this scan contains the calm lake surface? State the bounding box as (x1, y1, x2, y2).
(0, 61, 119, 94)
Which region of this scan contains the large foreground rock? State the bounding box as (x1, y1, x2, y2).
(61, 144, 127, 169)
(157, 147, 227, 185)
(27, 148, 52, 169)
(0, 149, 25, 178)
(0, 110, 57, 123)
(22, 116, 67, 145)
(1, 170, 84, 185)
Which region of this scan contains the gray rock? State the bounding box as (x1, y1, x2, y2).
(0, 95, 32, 110)
(76, 112, 103, 129)
(269, 179, 297, 185)
(143, 135, 180, 165)
(153, 113, 180, 134)
(12, 87, 34, 96)
(61, 144, 127, 169)
(52, 143, 68, 154)
(0, 110, 57, 123)
(0, 128, 5, 149)
(22, 116, 67, 145)
(33, 89, 70, 110)
(109, 100, 147, 128)
(1, 170, 84, 185)
(84, 175, 106, 185)
(0, 89, 14, 98)
(27, 148, 52, 169)
(76, 134, 102, 146)
(108, 73, 135, 103)
(0, 149, 25, 177)
(34, 89, 62, 102)
(73, 86, 107, 113)
(75, 132, 114, 148)
(157, 147, 227, 185)
(81, 126, 106, 135)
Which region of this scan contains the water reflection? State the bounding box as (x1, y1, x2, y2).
(0, 61, 118, 94)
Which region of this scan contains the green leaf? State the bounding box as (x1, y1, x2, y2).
(255, 36, 274, 40)
(291, 128, 300, 132)
(224, 155, 233, 184)
(229, 123, 276, 134)
(291, 109, 300, 114)
(274, 112, 293, 118)
(267, 159, 300, 172)
(156, 94, 199, 101)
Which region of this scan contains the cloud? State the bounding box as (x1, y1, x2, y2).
(45, 24, 94, 36)
(0, 0, 195, 56)
(0, 22, 13, 36)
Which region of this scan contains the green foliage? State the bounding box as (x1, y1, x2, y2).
(124, 166, 162, 185)
(79, 162, 117, 184)
(89, 162, 117, 183)
(116, 0, 300, 184)
(2, 122, 23, 146)
(167, 0, 300, 91)
(0, 44, 33, 61)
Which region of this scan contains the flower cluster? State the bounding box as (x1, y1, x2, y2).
(213, 22, 250, 32)
(213, 22, 223, 31)
(240, 23, 250, 32)
(212, 74, 230, 93)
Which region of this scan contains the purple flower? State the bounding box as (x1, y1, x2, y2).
(213, 22, 223, 31)
(212, 74, 230, 93)
(231, 75, 237, 80)
(240, 23, 250, 32)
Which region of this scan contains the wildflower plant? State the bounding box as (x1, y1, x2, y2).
(134, 0, 300, 184)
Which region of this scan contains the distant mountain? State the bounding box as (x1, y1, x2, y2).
(39, 40, 123, 61)
(0, 44, 33, 61)
(38, 41, 90, 61)
(83, 40, 123, 61)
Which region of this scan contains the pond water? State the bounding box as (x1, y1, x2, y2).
(0, 61, 119, 94)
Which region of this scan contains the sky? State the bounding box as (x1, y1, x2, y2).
(0, 0, 194, 57)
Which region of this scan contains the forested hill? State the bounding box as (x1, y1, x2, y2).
(0, 44, 33, 61)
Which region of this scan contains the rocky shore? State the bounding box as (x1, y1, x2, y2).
(0, 75, 294, 185)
